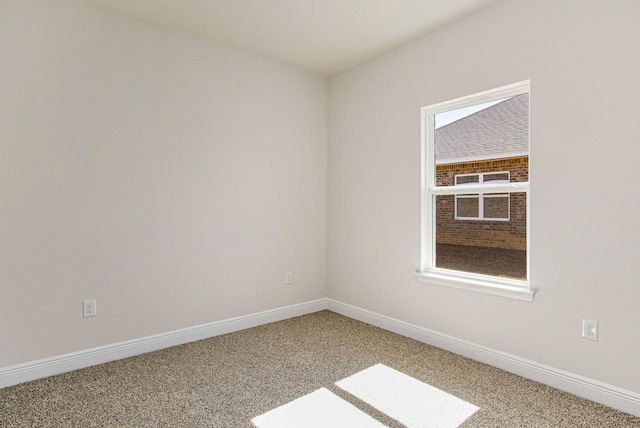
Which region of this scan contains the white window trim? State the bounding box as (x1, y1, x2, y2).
(454, 172, 510, 221)
(417, 80, 534, 301)
(455, 194, 510, 221)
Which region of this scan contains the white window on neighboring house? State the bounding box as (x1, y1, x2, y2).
(416, 80, 533, 301)
(454, 172, 510, 221)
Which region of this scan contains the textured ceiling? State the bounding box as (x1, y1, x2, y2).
(80, 0, 500, 76)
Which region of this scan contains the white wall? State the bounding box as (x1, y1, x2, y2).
(3, 0, 640, 402)
(328, 0, 640, 394)
(0, 0, 327, 367)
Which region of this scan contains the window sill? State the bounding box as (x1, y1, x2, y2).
(415, 270, 535, 302)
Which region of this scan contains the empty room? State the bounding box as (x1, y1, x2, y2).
(2, 0, 639, 426)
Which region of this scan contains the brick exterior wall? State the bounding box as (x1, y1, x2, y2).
(435, 156, 528, 251)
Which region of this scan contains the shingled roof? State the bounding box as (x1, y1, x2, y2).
(435, 93, 529, 164)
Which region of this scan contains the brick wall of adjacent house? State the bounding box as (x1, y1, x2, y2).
(435, 156, 528, 251)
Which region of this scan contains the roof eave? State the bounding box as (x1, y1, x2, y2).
(435, 151, 529, 165)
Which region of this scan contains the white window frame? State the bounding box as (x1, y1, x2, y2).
(454, 172, 510, 221)
(415, 80, 534, 301)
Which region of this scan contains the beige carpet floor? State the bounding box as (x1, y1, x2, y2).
(1, 311, 639, 427)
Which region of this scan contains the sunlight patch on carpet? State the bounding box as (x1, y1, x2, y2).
(251, 387, 387, 428)
(336, 363, 479, 428)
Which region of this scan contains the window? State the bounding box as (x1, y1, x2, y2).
(454, 172, 510, 221)
(416, 81, 533, 301)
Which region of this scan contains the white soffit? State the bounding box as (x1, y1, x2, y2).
(78, 0, 499, 76)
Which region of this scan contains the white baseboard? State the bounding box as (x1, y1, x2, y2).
(4, 297, 639, 418)
(0, 299, 328, 388)
(327, 299, 640, 417)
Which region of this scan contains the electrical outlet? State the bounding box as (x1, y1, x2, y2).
(285, 272, 293, 285)
(83, 299, 97, 318)
(582, 319, 598, 341)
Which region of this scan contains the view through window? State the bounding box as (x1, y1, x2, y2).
(419, 81, 531, 299)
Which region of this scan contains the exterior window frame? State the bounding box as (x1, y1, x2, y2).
(454, 172, 510, 221)
(416, 81, 534, 301)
